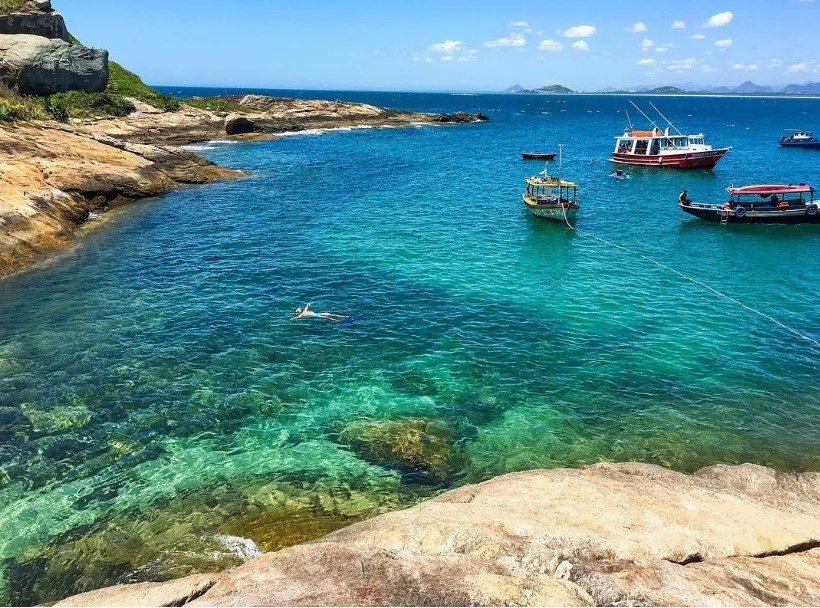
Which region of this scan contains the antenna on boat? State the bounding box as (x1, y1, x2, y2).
(629, 100, 664, 133)
(558, 143, 563, 184)
(647, 100, 683, 136)
(625, 108, 634, 133)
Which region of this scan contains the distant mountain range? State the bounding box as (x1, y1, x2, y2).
(503, 81, 820, 95)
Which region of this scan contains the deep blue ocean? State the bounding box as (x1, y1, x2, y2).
(1, 89, 819, 603)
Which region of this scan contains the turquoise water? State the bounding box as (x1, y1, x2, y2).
(1, 91, 819, 603)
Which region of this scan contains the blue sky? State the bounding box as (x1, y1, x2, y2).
(60, 0, 819, 91)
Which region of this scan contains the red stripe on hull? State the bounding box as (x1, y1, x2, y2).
(610, 148, 729, 169)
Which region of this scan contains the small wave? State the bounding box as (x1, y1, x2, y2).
(181, 144, 218, 151)
(208, 139, 240, 145)
(213, 534, 262, 560)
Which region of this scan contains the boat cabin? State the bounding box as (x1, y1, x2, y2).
(726, 184, 815, 208)
(614, 127, 709, 156)
(787, 131, 814, 141)
(524, 176, 578, 204)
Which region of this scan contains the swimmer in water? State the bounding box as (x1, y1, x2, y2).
(291, 302, 347, 321)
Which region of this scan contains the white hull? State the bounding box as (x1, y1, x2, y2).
(525, 205, 579, 220)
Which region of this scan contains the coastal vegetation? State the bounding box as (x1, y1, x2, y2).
(0, 0, 28, 12)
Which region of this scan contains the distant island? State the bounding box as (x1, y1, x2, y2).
(504, 80, 820, 96)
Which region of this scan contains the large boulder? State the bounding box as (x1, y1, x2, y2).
(51, 462, 820, 606)
(0, 10, 69, 41)
(0, 33, 109, 95)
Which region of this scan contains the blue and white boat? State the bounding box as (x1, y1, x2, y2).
(779, 130, 820, 149)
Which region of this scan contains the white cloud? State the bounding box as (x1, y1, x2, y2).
(626, 22, 648, 33)
(671, 20, 686, 29)
(538, 39, 563, 51)
(572, 40, 589, 51)
(510, 21, 529, 27)
(691, 34, 706, 40)
(700, 64, 720, 73)
(655, 43, 674, 53)
(732, 63, 758, 71)
(484, 32, 526, 47)
(765, 58, 783, 68)
(563, 24, 596, 38)
(429, 40, 479, 62)
(668, 58, 700, 71)
(640, 38, 654, 51)
(430, 40, 464, 53)
(788, 62, 809, 73)
(701, 11, 734, 28)
(714, 38, 733, 49)
(637, 58, 657, 66)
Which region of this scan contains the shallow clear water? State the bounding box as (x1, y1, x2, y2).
(1, 91, 819, 603)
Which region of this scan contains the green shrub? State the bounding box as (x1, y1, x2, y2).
(0, 0, 29, 14)
(0, 84, 43, 121)
(185, 97, 252, 113)
(0, 100, 28, 121)
(42, 95, 70, 122)
(43, 91, 135, 119)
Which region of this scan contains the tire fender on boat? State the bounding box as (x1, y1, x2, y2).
(735, 206, 747, 219)
(807, 204, 818, 216)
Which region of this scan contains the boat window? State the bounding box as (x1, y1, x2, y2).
(675, 137, 687, 147)
(616, 139, 630, 153)
(649, 139, 660, 155)
(634, 139, 649, 154)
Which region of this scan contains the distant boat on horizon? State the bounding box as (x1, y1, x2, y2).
(779, 130, 820, 149)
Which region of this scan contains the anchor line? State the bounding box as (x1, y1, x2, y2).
(557, 217, 820, 350)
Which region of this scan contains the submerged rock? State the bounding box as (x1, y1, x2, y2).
(338, 418, 459, 482)
(21, 403, 92, 433)
(0, 33, 108, 95)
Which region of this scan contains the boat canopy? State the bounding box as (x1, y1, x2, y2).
(526, 176, 578, 188)
(726, 184, 814, 196)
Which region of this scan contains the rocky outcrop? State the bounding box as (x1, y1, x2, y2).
(224, 114, 255, 135)
(433, 111, 490, 123)
(0, 9, 68, 41)
(0, 34, 109, 95)
(0, 122, 241, 275)
(52, 463, 820, 606)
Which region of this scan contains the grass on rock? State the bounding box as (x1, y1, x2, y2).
(0, 0, 29, 14)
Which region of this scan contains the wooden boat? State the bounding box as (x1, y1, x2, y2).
(521, 152, 556, 160)
(522, 146, 579, 221)
(678, 184, 818, 224)
(610, 101, 730, 169)
(523, 175, 579, 220)
(779, 130, 820, 148)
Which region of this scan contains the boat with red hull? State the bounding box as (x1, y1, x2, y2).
(610, 102, 730, 169)
(679, 184, 818, 224)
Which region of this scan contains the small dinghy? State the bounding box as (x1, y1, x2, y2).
(521, 152, 556, 160)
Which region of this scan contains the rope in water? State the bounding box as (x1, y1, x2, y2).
(558, 203, 820, 350)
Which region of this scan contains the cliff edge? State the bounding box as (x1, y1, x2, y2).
(54, 462, 820, 606)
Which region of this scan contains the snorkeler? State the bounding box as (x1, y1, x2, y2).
(291, 302, 347, 321)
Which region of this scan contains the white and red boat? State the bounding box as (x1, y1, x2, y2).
(610, 102, 730, 169)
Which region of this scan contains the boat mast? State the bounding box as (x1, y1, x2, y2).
(629, 100, 664, 133)
(647, 101, 683, 136)
(625, 108, 634, 133)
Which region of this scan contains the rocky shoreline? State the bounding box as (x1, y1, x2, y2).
(0, 98, 487, 278)
(53, 462, 820, 606)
